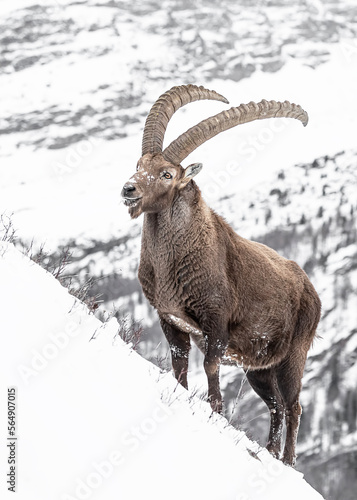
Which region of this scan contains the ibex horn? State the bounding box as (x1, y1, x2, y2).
(163, 99, 309, 165)
(141, 84, 229, 156)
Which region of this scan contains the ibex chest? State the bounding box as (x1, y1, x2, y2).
(140, 204, 220, 314)
(151, 238, 194, 307)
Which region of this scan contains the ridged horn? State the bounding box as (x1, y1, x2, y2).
(141, 85, 229, 156)
(163, 99, 309, 165)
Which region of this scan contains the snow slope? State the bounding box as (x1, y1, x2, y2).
(0, 243, 324, 500)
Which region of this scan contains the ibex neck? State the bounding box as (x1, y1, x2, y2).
(144, 181, 204, 231)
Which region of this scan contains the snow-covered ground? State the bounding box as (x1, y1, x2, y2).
(0, 243, 324, 499)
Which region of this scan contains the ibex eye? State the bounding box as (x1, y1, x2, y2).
(163, 172, 172, 179)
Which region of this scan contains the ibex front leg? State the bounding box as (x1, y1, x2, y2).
(202, 318, 228, 414)
(160, 318, 191, 389)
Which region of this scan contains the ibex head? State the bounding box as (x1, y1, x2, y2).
(122, 84, 308, 219)
(122, 152, 203, 219)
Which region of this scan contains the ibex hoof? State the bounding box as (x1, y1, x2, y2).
(266, 443, 281, 460)
(209, 398, 223, 414)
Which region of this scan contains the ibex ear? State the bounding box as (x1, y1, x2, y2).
(180, 163, 203, 188)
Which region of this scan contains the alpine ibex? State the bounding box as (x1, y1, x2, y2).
(121, 85, 321, 466)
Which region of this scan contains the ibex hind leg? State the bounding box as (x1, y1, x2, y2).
(246, 368, 285, 459)
(275, 349, 307, 467)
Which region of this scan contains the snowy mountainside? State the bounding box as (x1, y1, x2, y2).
(2, 0, 357, 250)
(1, 0, 357, 155)
(0, 243, 325, 499)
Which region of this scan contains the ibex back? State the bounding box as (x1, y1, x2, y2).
(121, 85, 321, 466)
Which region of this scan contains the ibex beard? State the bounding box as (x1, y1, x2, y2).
(121, 85, 321, 467)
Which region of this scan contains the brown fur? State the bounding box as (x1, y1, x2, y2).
(122, 152, 321, 466)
